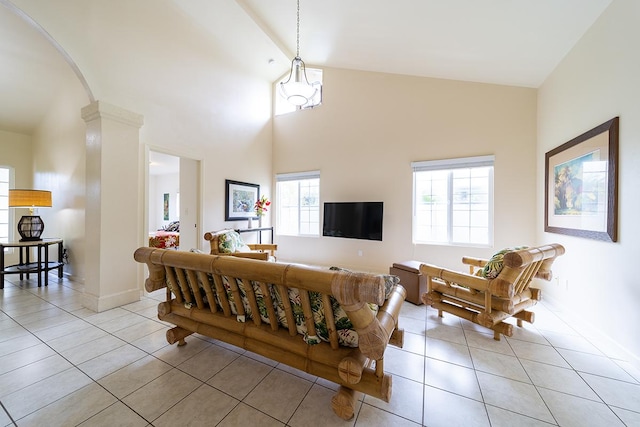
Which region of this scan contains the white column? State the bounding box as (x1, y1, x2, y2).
(81, 101, 144, 312)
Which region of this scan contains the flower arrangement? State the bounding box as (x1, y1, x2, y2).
(254, 195, 271, 217)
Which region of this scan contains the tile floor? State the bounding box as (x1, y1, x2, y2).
(1, 273, 640, 426)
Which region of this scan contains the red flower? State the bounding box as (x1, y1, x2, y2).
(254, 195, 271, 216)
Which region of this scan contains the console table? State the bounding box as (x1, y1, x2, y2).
(0, 238, 64, 288)
(235, 226, 273, 244)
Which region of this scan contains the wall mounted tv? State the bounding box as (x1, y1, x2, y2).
(322, 202, 383, 241)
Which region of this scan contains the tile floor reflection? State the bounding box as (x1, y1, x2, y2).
(1, 274, 639, 426)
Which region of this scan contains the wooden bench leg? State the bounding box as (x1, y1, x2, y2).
(331, 386, 360, 420)
(166, 326, 193, 346)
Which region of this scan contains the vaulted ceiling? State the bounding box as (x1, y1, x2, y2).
(0, 0, 612, 135)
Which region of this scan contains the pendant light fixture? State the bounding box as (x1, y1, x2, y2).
(279, 0, 320, 107)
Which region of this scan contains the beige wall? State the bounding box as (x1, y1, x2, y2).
(0, 130, 32, 266)
(6, 0, 275, 297)
(0, 129, 32, 189)
(274, 67, 537, 272)
(31, 71, 89, 282)
(538, 0, 640, 360)
(149, 173, 179, 232)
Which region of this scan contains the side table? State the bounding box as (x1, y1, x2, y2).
(0, 238, 64, 289)
(390, 260, 427, 305)
(235, 226, 274, 244)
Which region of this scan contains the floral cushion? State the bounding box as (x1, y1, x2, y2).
(149, 232, 179, 249)
(480, 246, 528, 279)
(211, 273, 385, 348)
(218, 230, 251, 253)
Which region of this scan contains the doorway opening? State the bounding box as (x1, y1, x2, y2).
(148, 150, 201, 252)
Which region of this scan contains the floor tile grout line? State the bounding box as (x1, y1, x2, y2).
(504, 334, 560, 426)
(0, 400, 18, 427)
(4, 277, 640, 425)
(1, 279, 227, 425)
(0, 280, 172, 425)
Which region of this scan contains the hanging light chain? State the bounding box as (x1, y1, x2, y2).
(296, 0, 300, 58)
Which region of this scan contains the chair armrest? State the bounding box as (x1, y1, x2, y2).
(247, 244, 277, 251)
(230, 252, 270, 261)
(461, 257, 488, 268)
(421, 264, 489, 292)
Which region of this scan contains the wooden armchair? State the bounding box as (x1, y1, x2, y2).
(420, 244, 565, 340)
(204, 229, 277, 261)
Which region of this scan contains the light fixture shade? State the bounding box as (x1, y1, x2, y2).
(279, 57, 320, 106)
(8, 189, 52, 241)
(9, 189, 52, 208)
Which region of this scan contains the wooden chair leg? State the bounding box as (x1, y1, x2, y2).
(514, 310, 535, 326)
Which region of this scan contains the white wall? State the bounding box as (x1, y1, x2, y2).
(8, 0, 275, 294)
(31, 70, 89, 282)
(0, 130, 32, 266)
(538, 0, 640, 360)
(149, 173, 179, 232)
(274, 67, 538, 273)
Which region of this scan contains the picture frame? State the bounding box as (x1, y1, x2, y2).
(163, 193, 170, 220)
(545, 117, 619, 242)
(225, 179, 260, 221)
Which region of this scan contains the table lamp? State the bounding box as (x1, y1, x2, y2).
(8, 189, 52, 241)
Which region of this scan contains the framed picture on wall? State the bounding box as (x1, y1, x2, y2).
(225, 179, 259, 221)
(163, 193, 170, 220)
(544, 117, 619, 242)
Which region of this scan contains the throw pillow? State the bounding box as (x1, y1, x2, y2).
(480, 246, 528, 279)
(218, 230, 245, 253)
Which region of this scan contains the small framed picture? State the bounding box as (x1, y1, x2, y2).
(225, 179, 259, 221)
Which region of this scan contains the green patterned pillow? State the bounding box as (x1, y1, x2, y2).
(218, 230, 251, 253)
(480, 246, 528, 279)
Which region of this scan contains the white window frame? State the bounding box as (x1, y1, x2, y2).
(276, 171, 320, 236)
(0, 166, 15, 244)
(412, 155, 494, 247)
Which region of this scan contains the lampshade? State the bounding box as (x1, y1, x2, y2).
(9, 189, 52, 208)
(8, 189, 52, 241)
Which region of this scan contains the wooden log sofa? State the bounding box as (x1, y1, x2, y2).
(134, 247, 406, 419)
(420, 243, 565, 340)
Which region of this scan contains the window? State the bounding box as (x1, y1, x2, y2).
(276, 171, 320, 236)
(412, 156, 494, 246)
(274, 67, 323, 116)
(0, 167, 12, 243)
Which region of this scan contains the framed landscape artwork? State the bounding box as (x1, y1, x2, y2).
(545, 117, 619, 242)
(225, 179, 259, 221)
(163, 193, 169, 220)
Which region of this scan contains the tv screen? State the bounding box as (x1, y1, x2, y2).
(322, 202, 383, 241)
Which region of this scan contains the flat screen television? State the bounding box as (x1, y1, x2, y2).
(322, 202, 383, 241)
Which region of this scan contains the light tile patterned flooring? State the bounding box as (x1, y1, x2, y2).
(1, 274, 640, 426)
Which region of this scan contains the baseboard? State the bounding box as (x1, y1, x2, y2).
(81, 288, 140, 313)
(542, 294, 640, 369)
